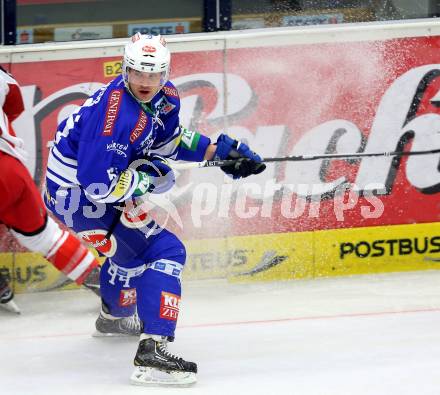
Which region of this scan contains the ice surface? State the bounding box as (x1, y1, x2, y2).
(1, 270, 440, 395)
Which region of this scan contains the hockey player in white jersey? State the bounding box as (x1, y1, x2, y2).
(0, 66, 102, 314)
(44, 33, 265, 386)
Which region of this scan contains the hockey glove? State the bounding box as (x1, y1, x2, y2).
(105, 159, 174, 202)
(137, 155, 175, 194)
(213, 134, 266, 179)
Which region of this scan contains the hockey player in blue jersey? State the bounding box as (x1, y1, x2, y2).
(44, 33, 265, 386)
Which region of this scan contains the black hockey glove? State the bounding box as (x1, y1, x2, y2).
(213, 134, 266, 179)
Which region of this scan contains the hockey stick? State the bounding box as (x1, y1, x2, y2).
(167, 147, 440, 170)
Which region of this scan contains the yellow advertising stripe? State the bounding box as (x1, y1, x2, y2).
(0, 252, 13, 283)
(13, 253, 78, 294)
(314, 221, 440, 277)
(184, 222, 440, 283)
(0, 252, 94, 294)
(1, 222, 439, 293)
(184, 231, 315, 281)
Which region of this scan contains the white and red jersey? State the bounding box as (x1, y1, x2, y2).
(0, 68, 27, 163)
(0, 68, 100, 285)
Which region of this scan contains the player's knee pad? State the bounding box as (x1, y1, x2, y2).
(11, 216, 99, 284)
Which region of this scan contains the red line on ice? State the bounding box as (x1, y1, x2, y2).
(2, 307, 440, 340)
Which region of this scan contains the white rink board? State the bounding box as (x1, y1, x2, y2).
(1, 270, 440, 395)
(2, 18, 440, 63)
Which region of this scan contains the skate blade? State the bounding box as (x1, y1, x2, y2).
(0, 300, 21, 314)
(130, 366, 197, 387)
(92, 330, 137, 338)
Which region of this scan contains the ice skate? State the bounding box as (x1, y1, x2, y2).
(93, 310, 141, 337)
(82, 266, 101, 297)
(130, 334, 197, 386)
(0, 275, 20, 314)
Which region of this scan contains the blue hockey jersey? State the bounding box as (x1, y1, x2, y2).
(46, 76, 210, 204)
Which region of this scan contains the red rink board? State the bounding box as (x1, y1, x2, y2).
(3, 36, 440, 241)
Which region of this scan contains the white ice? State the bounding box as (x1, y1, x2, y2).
(1, 270, 440, 395)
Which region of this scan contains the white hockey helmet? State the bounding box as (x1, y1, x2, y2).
(122, 33, 170, 89)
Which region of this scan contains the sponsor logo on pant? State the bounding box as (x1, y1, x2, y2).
(159, 291, 180, 320)
(119, 288, 137, 306)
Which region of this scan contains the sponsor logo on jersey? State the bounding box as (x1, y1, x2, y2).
(77, 229, 117, 257)
(156, 96, 176, 115)
(111, 170, 133, 198)
(119, 288, 137, 307)
(106, 141, 128, 157)
(102, 89, 123, 136)
(160, 291, 180, 321)
(181, 127, 200, 151)
(138, 133, 154, 153)
(162, 86, 179, 98)
(129, 111, 148, 143)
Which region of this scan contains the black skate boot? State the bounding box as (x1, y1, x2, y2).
(131, 334, 197, 386)
(0, 273, 20, 314)
(94, 309, 142, 337)
(82, 266, 101, 297)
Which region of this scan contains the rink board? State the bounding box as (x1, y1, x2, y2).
(1, 221, 439, 293)
(185, 221, 440, 282)
(0, 252, 82, 294)
(0, 21, 440, 292)
(1, 23, 440, 241)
